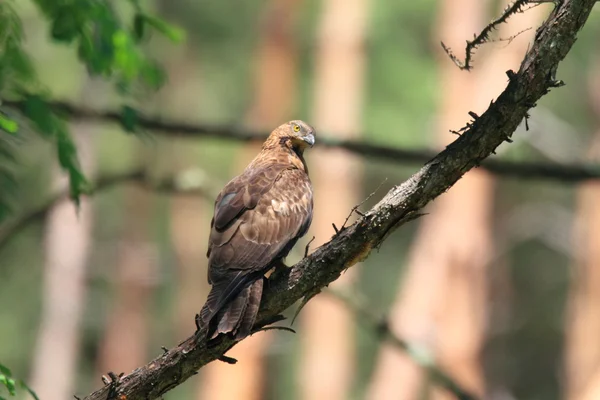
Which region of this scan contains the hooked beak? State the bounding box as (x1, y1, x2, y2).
(303, 133, 315, 147)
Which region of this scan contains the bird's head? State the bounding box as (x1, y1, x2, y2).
(266, 120, 316, 154)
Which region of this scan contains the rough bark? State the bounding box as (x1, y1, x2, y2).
(80, 2, 598, 399)
(298, 0, 367, 398)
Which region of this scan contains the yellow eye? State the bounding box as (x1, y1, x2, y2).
(293, 125, 300, 132)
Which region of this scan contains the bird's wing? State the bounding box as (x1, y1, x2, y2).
(203, 166, 313, 319)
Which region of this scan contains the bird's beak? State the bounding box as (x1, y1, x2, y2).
(303, 133, 315, 147)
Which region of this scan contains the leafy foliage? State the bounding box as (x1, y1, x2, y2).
(0, 0, 182, 222)
(31, 0, 170, 92)
(0, 363, 38, 400)
(0, 134, 17, 223)
(0, 0, 182, 390)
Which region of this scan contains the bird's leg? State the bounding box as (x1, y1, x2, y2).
(267, 259, 289, 283)
(273, 258, 288, 272)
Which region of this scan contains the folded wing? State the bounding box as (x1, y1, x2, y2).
(200, 165, 313, 337)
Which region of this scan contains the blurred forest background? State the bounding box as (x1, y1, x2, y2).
(1, 0, 600, 400)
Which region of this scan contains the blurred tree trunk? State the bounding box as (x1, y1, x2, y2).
(198, 1, 302, 399)
(366, 3, 486, 398)
(170, 156, 211, 400)
(564, 53, 600, 400)
(170, 175, 208, 342)
(151, 3, 213, 400)
(367, 2, 543, 399)
(29, 76, 101, 400)
(298, 0, 367, 399)
(95, 181, 157, 375)
(157, 55, 208, 344)
(148, 48, 211, 398)
(29, 111, 96, 399)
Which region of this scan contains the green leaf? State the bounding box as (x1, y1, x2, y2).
(55, 129, 90, 206)
(133, 13, 145, 40)
(50, 10, 79, 42)
(0, 365, 11, 378)
(18, 380, 40, 400)
(112, 30, 141, 82)
(140, 62, 166, 89)
(21, 95, 90, 206)
(141, 14, 185, 43)
(0, 374, 16, 396)
(0, 365, 39, 399)
(0, 115, 18, 134)
(23, 95, 56, 137)
(120, 105, 138, 133)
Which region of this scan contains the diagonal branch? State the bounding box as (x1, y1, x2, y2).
(2, 101, 600, 183)
(74, 1, 596, 399)
(0, 166, 475, 397)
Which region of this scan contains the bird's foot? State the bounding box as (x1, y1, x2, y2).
(273, 259, 288, 272)
(267, 259, 289, 283)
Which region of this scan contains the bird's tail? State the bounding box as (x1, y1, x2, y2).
(200, 278, 264, 340)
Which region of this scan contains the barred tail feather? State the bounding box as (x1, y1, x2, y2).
(200, 277, 264, 340)
(237, 278, 263, 338)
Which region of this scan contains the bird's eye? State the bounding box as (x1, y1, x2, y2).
(293, 125, 300, 132)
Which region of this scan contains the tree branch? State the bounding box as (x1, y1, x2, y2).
(2, 100, 600, 183)
(441, 0, 597, 70)
(72, 1, 597, 399)
(0, 168, 218, 253)
(0, 166, 475, 398)
(441, 0, 533, 70)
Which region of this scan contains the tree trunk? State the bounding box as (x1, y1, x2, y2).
(367, 2, 544, 399)
(29, 124, 95, 400)
(151, 49, 213, 399)
(564, 51, 600, 400)
(95, 183, 157, 375)
(199, 1, 301, 399)
(298, 0, 367, 399)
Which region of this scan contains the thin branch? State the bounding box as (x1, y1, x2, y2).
(2, 100, 600, 183)
(70, 2, 597, 399)
(441, 0, 535, 70)
(329, 290, 477, 400)
(491, 27, 534, 47)
(0, 168, 218, 253)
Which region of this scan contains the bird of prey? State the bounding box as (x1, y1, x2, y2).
(198, 120, 315, 340)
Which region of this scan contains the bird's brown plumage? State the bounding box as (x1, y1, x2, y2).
(199, 120, 315, 340)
